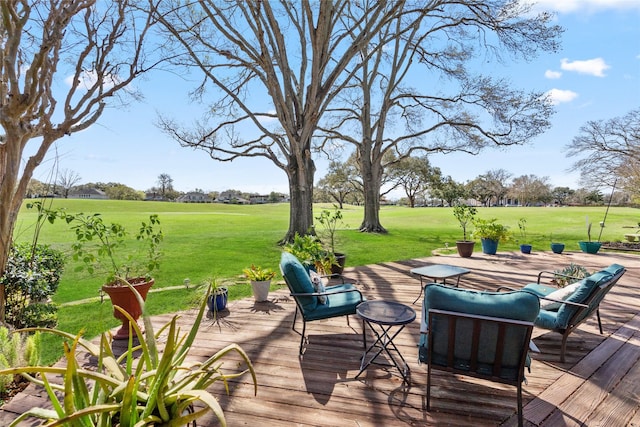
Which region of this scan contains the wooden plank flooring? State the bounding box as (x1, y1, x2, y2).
(1, 250, 639, 426)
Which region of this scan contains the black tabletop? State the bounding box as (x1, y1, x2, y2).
(356, 300, 416, 326)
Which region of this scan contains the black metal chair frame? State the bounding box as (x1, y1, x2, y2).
(282, 270, 366, 355)
(501, 268, 626, 362)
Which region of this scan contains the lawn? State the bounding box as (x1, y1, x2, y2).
(12, 199, 639, 363)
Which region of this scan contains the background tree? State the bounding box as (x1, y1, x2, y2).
(157, 173, 174, 200)
(26, 179, 52, 199)
(318, 1, 560, 231)
(103, 184, 145, 201)
(316, 160, 358, 209)
(551, 186, 575, 206)
(509, 174, 552, 206)
(153, 0, 404, 242)
(430, 176, 468, 207)
(0, 1, 159, 322)
(565, 108, 640, 199)
(387, 156, 440, 208)
(56, 169, 82, 199)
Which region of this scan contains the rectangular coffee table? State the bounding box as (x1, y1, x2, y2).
(410, 264, 471, 304)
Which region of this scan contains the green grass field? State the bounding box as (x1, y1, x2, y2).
(12, 199, 639, 363)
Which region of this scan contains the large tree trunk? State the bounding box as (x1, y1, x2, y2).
(281, 152, 316, 244)
(359, 152, 387, 233)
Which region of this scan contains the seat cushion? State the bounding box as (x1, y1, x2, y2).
(302, 284, 362, 321)
(280, 252, 317, 312)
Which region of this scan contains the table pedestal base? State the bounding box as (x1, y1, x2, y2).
(356, 321, 410, 383)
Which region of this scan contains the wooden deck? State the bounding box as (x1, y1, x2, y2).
(1, 250, 639, 426)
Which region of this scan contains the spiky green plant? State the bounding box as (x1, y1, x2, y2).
(0, 283, 256, 426)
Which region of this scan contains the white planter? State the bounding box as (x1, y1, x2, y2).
(251, 280, 271, 302)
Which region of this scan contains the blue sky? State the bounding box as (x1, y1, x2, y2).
(31, 0, 640, 197)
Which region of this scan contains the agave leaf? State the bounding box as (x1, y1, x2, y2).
(141, 316, 179, 421)
(119, 375, 137, 427)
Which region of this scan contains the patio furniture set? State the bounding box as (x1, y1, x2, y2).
(279, 252, 627, 427)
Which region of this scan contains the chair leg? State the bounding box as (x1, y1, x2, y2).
(299, 320, 307, 355)
(596, 308, 603, 334)
(292, 307, 299, 332)
(362, 319, 367, 349)
(517, 383, 523, 427)
(426, 364, 432, 411)
(561, 333, 568, 363)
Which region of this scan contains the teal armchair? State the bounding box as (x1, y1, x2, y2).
(419, 284, 540, 427)
(280, 252, 365, 355)
(518, 263, 626, 362)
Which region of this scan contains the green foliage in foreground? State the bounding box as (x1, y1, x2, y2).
(11, 199, 639, 364)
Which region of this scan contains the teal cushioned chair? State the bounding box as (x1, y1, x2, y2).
(419, 284, 540, 427)
(522, 263, 626, 362)
(280, 252, 365, 355)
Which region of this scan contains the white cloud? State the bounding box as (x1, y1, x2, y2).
(545, 70, 562, 79)
(560, 58, 610, 77)
(546, 88, 578, 105)
(533, 0, 640, 13)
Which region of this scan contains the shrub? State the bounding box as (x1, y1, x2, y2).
(553, 263, 590, 288)
(0, 326, 41, 395)
(0, 243, 64, 328)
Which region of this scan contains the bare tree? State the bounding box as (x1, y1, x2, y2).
(157, 173, 174, 199)
(152, 0, 405, 242)
(0, 1, 161, 322)
(57, 169, 82, 198)
(565, 108, 640, 198)
(318, 1, 560, 231)
(509, 174, 552, 206)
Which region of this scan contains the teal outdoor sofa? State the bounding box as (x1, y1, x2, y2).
(280, 252, 365, 355)
(418, 284, 540, 427)
(515, 263, 626, 363)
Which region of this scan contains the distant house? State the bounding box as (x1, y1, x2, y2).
(177, 192, 213, 203)
(249, 194, 269, 204)
(68, 188, 108, 199)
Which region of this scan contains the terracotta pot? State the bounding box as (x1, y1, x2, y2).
(101, 277, 154, 340)
(456, 241, 475, 258)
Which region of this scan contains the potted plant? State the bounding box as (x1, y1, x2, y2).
(518, 218, 532, 254)
(244, 264, 276, 302)
(549, 234, 565, 254)
(207, 280, 229, 315)
(0, 285, 257, 426)
(65, 212, 163, 340)
(452, 204, 477, 257)
(283, 232, 335, 275)
(315, 207, 347, 274)
(472, 218, 510, 255)
(578, 220, 602, 254)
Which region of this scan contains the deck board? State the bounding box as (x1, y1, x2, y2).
(1, 250, 639, 426)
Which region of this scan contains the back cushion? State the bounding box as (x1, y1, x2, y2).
(280, 252, 317, 312)
(555, 270, 612, 328)
(420, 284, 539, 346)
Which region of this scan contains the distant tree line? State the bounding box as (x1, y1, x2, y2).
(314, 156, 635, 208)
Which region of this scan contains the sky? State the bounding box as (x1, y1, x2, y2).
(29, 0, 640, 198)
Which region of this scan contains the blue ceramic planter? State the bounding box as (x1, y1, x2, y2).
(481, 238, 499, 255)
(550, 243, 565, 254)
(520, 244, 532, 254)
